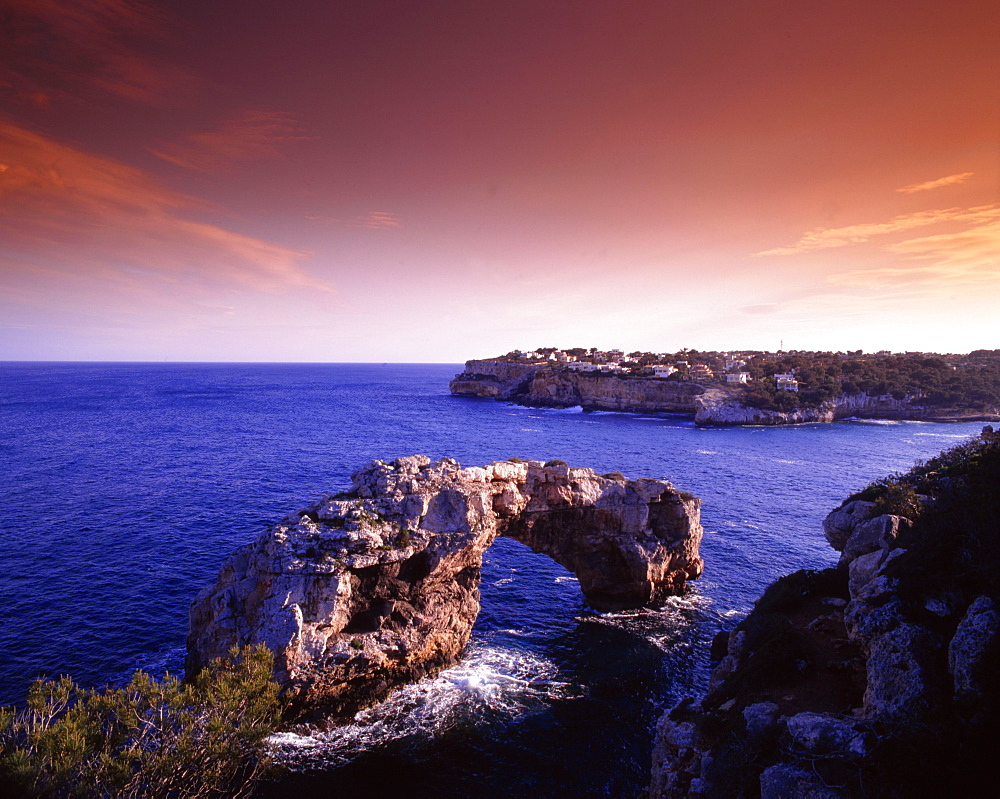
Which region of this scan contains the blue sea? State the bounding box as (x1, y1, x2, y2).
(0, 363, 984, 796)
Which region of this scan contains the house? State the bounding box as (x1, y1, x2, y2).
(776, 376, 799, 392)
(725, 359, 746, 371)
(652, 365, 677, 378)
(567, 362, 600, 372)
(725, 372, 750, 385)
(690, 364, 714, 378)
(773, 372, 795, 381)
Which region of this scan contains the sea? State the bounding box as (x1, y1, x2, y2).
(0, 362, 985, 797)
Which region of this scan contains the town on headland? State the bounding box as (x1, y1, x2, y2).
(451, 347, 1000, 426)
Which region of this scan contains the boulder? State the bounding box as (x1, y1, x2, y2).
(839, 514, 910, 566)
(785, 712, 868, 757)
(822, 500, 876, 552)
(948, 596, 1000, 710)
(864, 623, 943, 724)
(759, 764, 846, 798)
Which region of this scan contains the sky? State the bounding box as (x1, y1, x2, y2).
(1, 0, 997, 362)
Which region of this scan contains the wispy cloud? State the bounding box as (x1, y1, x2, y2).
(150, 111, 307, 173)
(753, 205, 999, 256)
(305, 210, 401, 229)
(358, 211, 400, 229)
(0, 120, 326, 297)
(823, 216, 1000, 291)
(0, 0, 192, 106)
(897, 172, 974, 194)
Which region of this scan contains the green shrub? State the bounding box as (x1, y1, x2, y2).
(544, 459, 568, 467)
(602, 472, 626, 481)
(870, 481, 923, 520)
(0, 645, 281, 798)
(350, 639, 364, 651)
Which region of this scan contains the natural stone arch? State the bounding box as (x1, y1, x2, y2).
(187, 455, 703, 721)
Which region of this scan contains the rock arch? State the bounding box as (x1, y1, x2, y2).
(187, 455, 703, 721)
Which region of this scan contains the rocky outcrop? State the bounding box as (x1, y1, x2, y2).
(694, 389, 836, 425)
(519, 370, 704, 413)
(188, 455, 702, 723)
(449, 359, 543, 399)
(451, 362, 998, 425)
(450, 359, 704, 412)
(648, 429, 1000, 797)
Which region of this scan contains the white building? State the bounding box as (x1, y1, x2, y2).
(725, 372, 750, 384)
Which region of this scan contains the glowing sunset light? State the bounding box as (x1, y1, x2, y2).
(1, 0, 996, 361)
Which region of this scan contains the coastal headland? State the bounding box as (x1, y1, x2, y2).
(451, 348, 1000, 426)
(187, 455, 703, 723)
(648, 427, 1000, 797)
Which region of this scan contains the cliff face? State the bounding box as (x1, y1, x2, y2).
(451, 361, 997, 425)
(522, 370, 704, 412)
(188, 455, 703, 723)
(450, 359, 704, 412)
(449, 359, 543, 399)
(648, 429, 1000, 798)
(694, 389, 836, 425)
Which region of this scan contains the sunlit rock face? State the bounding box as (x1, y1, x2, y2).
(186, 455, 703, 722)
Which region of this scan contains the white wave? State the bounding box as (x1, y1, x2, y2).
(268, 644, 574, 771)
(554, 575, 579, 584)
(695, 449, 719, 455)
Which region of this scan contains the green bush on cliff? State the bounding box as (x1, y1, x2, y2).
(0, 645, 281, 798)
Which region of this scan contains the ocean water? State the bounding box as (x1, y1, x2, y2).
(0, 362, 984, 796)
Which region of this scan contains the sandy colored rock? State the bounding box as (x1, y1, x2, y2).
(187, 455, 702, 721)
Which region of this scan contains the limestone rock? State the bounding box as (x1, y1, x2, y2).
(694, 390, 836, 426)
(822, 500, 876, 552)
(759, 764, 846, 799)
(188, 455, 703, 721)
(743, 701, 781, 743)
(948, 595, 1000, 710)
(863, 623, 943, 724)
(785, 712, 868, 757)
(839, 514, 910, 567)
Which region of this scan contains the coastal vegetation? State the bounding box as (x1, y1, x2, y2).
(0, 645, 281, 798)
(650, 428, 1000, 796)
(480, 347, 1000, 415)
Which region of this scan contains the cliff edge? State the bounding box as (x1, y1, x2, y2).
(188, 456, 703, 723)
(648, 428, 1000, 797)
(451, 360, 998, 426)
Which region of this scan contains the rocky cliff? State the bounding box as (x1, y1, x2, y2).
(451, 361, 995, 426)
(450, 360, 704, 412)
(188, 455, 703, 723)
(648, 428, 1000, 797)
(448, 359, 543, 399)
(693, 389, 837, 425)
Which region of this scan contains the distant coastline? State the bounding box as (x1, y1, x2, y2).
(449, 348, 1000, 426)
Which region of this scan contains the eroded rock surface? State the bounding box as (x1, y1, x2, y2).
(187, 455, 702, 721)
(648, 428, 1000, 798)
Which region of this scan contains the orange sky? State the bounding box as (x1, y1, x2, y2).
(1, 0, 997, 361)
